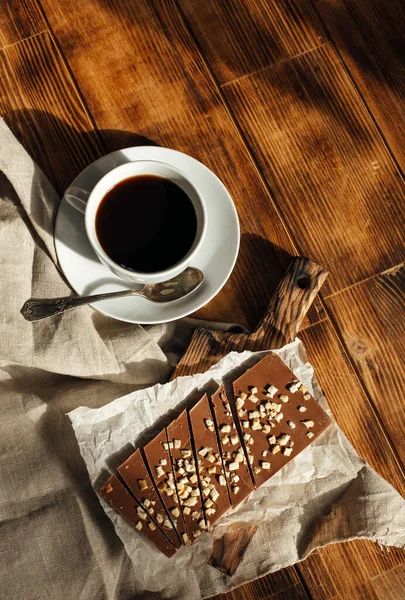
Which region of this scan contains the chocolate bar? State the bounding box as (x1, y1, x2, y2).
(188, 393, 231, 523)
(166, 410, 206, 543)
(99, 474, 176, 558)
(232, 352, 332, 486)
(210, 386, 255, 507)
(143, 429, 189, 544)
(117, 448, 181, 548)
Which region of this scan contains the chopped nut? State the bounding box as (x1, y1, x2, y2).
(165, 488, 174, 497)
(220, 424, 231, 434)
(143, 499, 151, 508)
(262, 424, 271, 434)
(185, 462, 196, 473)
(156, 513, 164, 524)
(274, 412, 284, 423)
(237, 410, 244, 417)
(178, 476, 188, 485)
(137, 479, 148, 491)
(279, 394, 289, 403)
(243, 433, 251, 441)
(287, 420, 296, 429)
(307, 431, 315, 439)
(248, 394, 257, 403)
(261, 450, 268, 457)
(155, 466, 165, 478)
(303, 393, 311, 401)
(221, 435, 230, 445)
(259, 405, 266, 415)
(206, 507, 216, 516)
(198, 519, 206, 529)
(181, 449, 192, 458)
(193, 530, 202, 538)
(232, 485, 240, 494)
(176, 467, 186, 476)
(148, 522, 156, 531)
(184, 496, 198, 507)
(230, 435, 239, 445)
(105, 483, 113, 493)
(301, 385, 308, 393)
(253, 466, 261, 474)
(210, 488, 220, 502)
(204, 419, 214, 429)
(191, 488, 200, 497)
(183, 506, 191, 515)
(182, 533, 189, 544)
(205, 499, 214, 508)
(265, 384, 278, 398)
(248, 410, 260, 419)
(251, 419, 262, 430)
(192, 510, 201, 519)
(202, 487, 211, 497)
(206, 453, 216, 463)
(261, 461, 271, 469)
(235, 453, 244, 463)
(298, 405, 307, 412)
(236, 397, 245, 409)
(283, 447, 293, 456)
(157, 482, 166, 492)
(268, 434, 276, 445)
(208, 466, 217, 474)
(231, 474, 240, 483)
(277, 434, 290, 446)
(229, 461, 239, 471)
(240, 392, 247, 400)
(137, 507, 148, 520)
(242, 421, 249, 428)
(199, 447, 211, 457)
(301, 420, 315, 428)
(162, 442, 169, 451)
(135, 521, 142, 530)
(247, 437, 254, 445)
(271, 444, 281, 455)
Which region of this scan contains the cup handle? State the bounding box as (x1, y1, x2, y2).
(64, 186, 90, 214)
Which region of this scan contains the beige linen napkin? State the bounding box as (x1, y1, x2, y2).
(0, 118, 404, 600)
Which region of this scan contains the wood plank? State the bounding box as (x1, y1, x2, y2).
(0, 0, 45, 48)
(223, 43, 405, 297)
(0, 31, 102, 194)
(333, 563, 405, 600)
(177, 0, 326, 85)
(206, 567, 304, 600)
(314, 0, 405, 173)
(296, 318, 405, 598)
(325, 264, 405, 463)
(39, 0, 299, 326)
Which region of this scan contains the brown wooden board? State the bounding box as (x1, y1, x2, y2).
(0, 0, 45, 48)
(171, 256, 328, 574)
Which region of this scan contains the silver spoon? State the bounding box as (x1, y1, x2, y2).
(21, 267, 204, 322)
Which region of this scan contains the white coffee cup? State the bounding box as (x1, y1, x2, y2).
(64, 160, 207, 284)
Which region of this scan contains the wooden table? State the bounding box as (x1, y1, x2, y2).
(1, 1, 404, 598)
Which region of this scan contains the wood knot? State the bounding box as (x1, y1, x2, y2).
(349, 338, 370, 360)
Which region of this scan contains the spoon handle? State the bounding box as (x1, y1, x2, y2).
(21, 289, 141, 321)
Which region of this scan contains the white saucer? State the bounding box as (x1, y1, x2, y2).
(54, 147, 240, 324)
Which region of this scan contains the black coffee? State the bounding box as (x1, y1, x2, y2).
(95, 175, 197, 273)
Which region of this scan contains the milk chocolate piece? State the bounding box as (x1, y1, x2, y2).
(232, 352, 332, 487)
(166, 410, 206, 541)
(210, 386, 255, 507)
(100, 474, 176, 558)
(143, 429, 188, 543)
(117, 448, 181, 548)
(189, 394, 231, 523)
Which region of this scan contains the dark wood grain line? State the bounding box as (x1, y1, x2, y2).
(0, 0, 46, 48)
(0, 31, 103, 194)
(223, 43, 405, 296)
(313, 0, 405, 174)
(177, 0, 327, 85)
(207, 567, 307, 600)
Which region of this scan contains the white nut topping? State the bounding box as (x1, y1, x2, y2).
(232, 486, 240, 494)
(243, 433, 251, 441)
(250, 386, 258, 394)
(261, 450, 268, 457)
(283, 447, 293, 456)
(248, 455, 254, 465)
(265, 384, 278, 398)
(164, 518, 174, 529)
(208, 466, 216, 474)
(191, 488, 200, 497)
(248, 410, 260, 419)
(184, 496, 198, 507)
(206, 507, 216, 516)
(170, 507, 180, 517)
(268, 435, 276, 445)
(279, 394, 289, 403)
(236, 397, 245, 409)
(301, 420, 314, 428)
(202, 487, 211, 497)
(137, 479, 148, 491)
(248, 394, 257, 403)
(156, 513, 164, 524)
(162, 442, 169, 451)
(210, 488, 220, 502)
(230, 435, 239, 445)
(148, 522, 156, 531)
(229, 461, 239, 471)
(251, 419, 262, 430)
(239, 392, 247, 400)
(206, 453, 215, 463)
(155, 466, 165, 478)
(143, 499, 151, 507)
(205, 499, 214, 508)
(190, 474, 198, 484)
(307, 431, 315, 439)
(262, 424, 271, 434)
(192, 510, 201, 519)
(181, 449, 192, 458)
(287, 421, 296, 429)
(274, 412, 284, 423)
(220, 424, 231, 434)
(271, 445, 281, 455)
(235, 453, 244, 463)
(198, 519, 206, 529)
(221, 435, 230, 445)
(182, 533, 189, 544)
(183, 506, 191, 515)
(204, 419, 214, 428)
(287, 381, 301, 393)
(242, 421, 249, 428)
(232, 474, 240, 483)
(135, 521, 142, 530)
(298, 405, 307, 412)
(173, 439, 181, 449)
(303, 393, 311, 401)
(260, 461, 271, 469)
(193, 530, 202, 538)
(137, 507, 148, 520)
(277, 434, 290, 446)
(199, 447, 211, 457)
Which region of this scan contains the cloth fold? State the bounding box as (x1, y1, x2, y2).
(0, 118, 404, 600)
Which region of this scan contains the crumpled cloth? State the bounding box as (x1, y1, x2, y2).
(0, 118, 404, 600)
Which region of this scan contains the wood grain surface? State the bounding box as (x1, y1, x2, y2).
(314, 0, 405, 173)
(1, 0, 405, 598)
